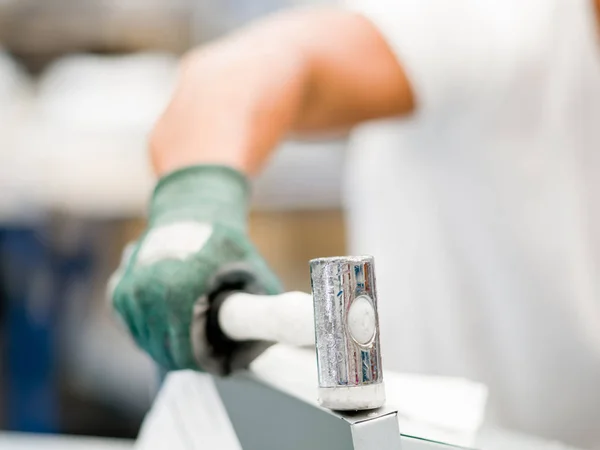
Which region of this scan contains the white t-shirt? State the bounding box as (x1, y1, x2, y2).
(344, 0, 600, 447)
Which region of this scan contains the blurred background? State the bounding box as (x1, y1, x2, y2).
(0, 0, 344, 440)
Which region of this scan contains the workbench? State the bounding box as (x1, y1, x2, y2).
(0, 426, 579, 450)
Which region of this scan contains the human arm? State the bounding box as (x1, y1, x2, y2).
(110, 7, 415, 374)
(149, 6, 415, 177)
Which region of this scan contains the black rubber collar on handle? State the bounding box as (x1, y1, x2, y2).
(192, 263, 275, 376)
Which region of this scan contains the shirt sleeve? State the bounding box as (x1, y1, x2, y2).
(344, 0, 509, 118)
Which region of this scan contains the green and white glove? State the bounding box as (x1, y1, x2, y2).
(110, 165, 282, 375)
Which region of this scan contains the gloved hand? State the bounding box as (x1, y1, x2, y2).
(110, 165, 282, 375)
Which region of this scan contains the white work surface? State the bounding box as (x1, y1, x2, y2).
(132, 349, 579, 450)
(0, 433, 133, 450)
(0, 428, 579, 450)
(475, 428, 579, 450)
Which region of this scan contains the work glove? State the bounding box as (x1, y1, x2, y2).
(109, 165, 282, 375)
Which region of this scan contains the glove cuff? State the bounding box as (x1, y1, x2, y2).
(149, 165, 250, 231)
(191, 263, 275, 375)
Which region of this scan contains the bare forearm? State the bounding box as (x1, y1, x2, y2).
(150, 7, 414, 177)
(150, 24, 308, 176)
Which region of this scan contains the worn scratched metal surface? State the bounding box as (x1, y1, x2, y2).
(309, 256, 383, 389)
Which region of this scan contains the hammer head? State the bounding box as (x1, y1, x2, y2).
(309, 256, 386, 411)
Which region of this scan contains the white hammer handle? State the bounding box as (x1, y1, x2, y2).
(218, 291, 315, 347)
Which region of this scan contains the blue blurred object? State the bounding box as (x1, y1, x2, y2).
(0, 227, 58, 432)
(0, 226, 92, 433)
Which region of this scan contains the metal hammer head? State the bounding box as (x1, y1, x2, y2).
(309, 256, 385, 411)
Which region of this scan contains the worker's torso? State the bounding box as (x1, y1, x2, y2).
(344, 1, 600, 447)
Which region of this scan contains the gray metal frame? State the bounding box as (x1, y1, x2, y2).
(214, 373, 474, 450)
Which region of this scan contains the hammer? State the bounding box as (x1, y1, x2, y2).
(211, 255, 404, 450)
